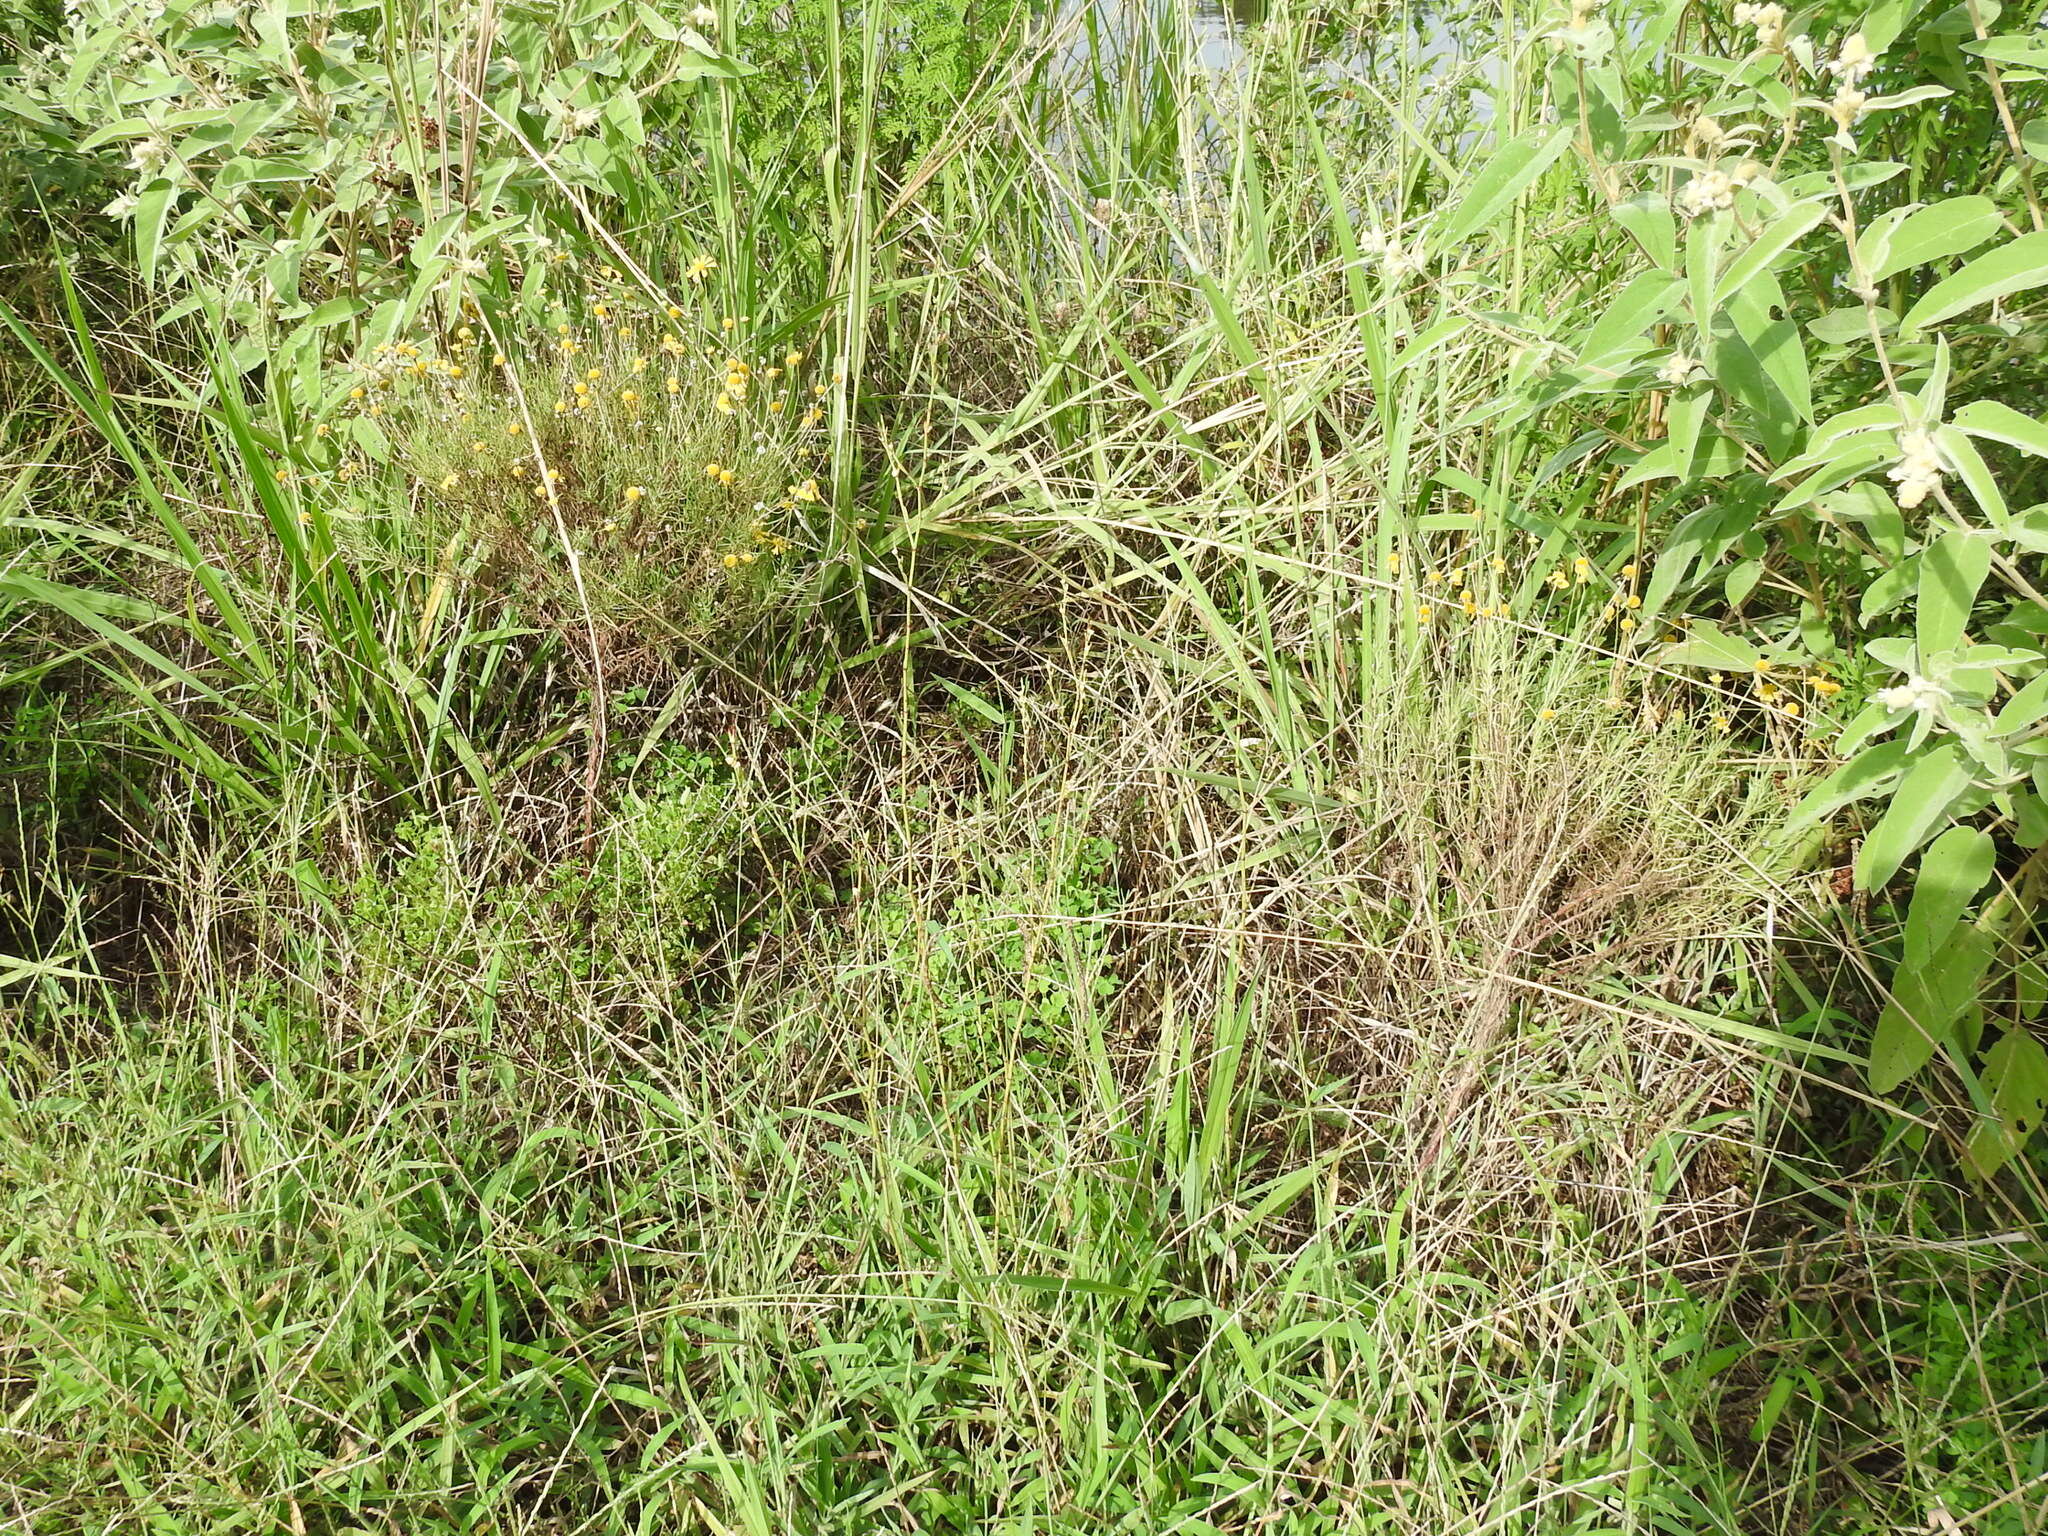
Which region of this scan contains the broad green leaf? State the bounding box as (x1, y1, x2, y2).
(1715, 201, 1828, 305)
(636, 1, 681, 38)
(1900, 231, 2048, 332)
(1869, 923, 1992, 1091)
(1903, 825, 1996, 968)
(1964, 1029, 2048, 1177)
(1934, 427, 2008, 527)
(1952, 399, 2048, 456)
(1657, 621, 1759, 672)
(1855, 742, 1973, 890)
(134, 178, 177, 291)
(1963, 35, 2048, 64)
(1577, 272, 1684, 366)
(1611, 191, 1677, 270)
(1917, 529, 1991, 658)
(1863, 196, 2002, 284)
(1787, 737, 1913, 830)
(1440, 125, 1575, 245)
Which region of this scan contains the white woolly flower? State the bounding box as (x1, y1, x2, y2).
(688, 4, 718, 26)
(1888, 429, 1945, 509)
(1675, 169, 1737, 218)
(1733, 1, 1787, 47)
(1874, 675, 1951, 715)
(127, 137, 167, 174)
(1826, 31, 1876, 85)
(100, 190, 139, 218)
(1826, 85, 1869, 149)
(1658, 352, 1696, 387)
(1384, 241, 1429, 280)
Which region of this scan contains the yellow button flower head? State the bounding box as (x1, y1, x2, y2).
(666, 304, 684, 319)
(624, 485, 646, 503)
(587, 367, 603, 381)
(769, 400, 784, 413)
(792, 478, 821, 503)
(719, 468, 735, 486)
(493, 351, 508, 366)
(440, 473, 460, 489)
(620, 389, 639, 404)
(594, 303, 610, 320)
(722, 316, 736, 331)
(349, 387, 366, 401)
(687, 255, 717, 283)
(666, 376, 681, 394)
(705, 462, 722, 478)
(556, 323, 571, 335)
(313, 423, 332, 438)
(471, 440, 488, 453)
(505, 422, 522, 436)
(716, 393, 736, 415)
(722, 553, 739, 567)
(786, 351, 802, 368)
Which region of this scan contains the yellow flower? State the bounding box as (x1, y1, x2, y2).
(594, 303, 610, 320)
(511, 463, 526, 477)
(574, 382, 590, 397)
(705, 462, 723, 478)
(556, 323, 571, 335)
(349, 387, 366, 401)
(493, 352, 508, 366)
(687, 254, 716, 283)
(313, 423, 331, 438)
(1416, 605, 1433, 624)
(718, 468, 735, 486)
(440, 473, 460, 489)
(769, 400, 784, 413)
(587, 367, 603, 381)
(722, 552, 739, 568)
(505, 422, 522, 436)
(715, 392, 735, 415)
(666, 304, 684, 319)
(666, 376, 682, 394)
(785, 350, 802, 368)
(448, 364, 465, 379)
(471, 440, 488, 453)
(792, 478, 821, 502)
(620, 389, 640, 404)
(1783, 700, 1801, 717)
(721, 316, 736, 331)
(546, 468, 561, 483)
(624, 485, 646, 503)
(1538, 707, 1556, 720)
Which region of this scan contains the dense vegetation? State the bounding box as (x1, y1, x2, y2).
(3, 0, 2046, 1529)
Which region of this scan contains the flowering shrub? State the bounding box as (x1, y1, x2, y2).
(6, 0, 747, 383)
(1513, 0, 2048, 1171)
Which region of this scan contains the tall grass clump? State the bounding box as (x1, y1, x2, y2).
(3, 0, 2047, 1530)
